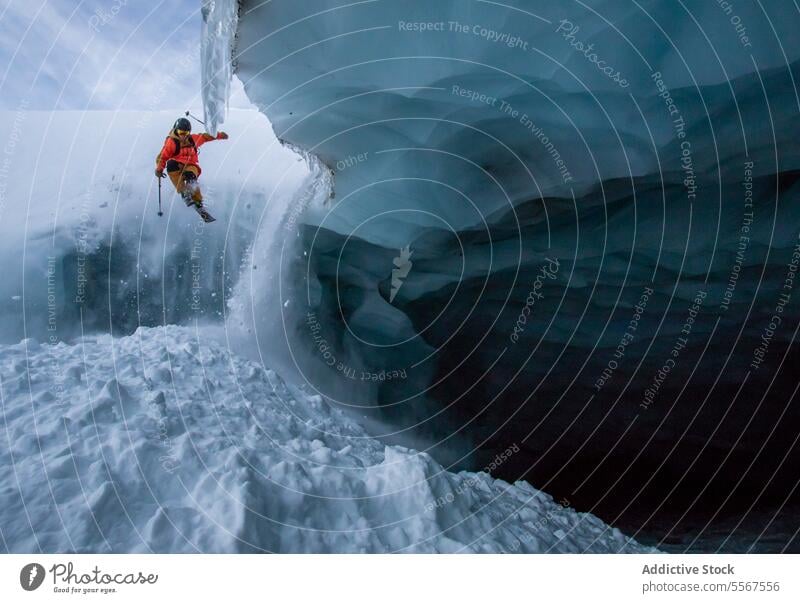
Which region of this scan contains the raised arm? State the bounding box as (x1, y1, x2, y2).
(193, 132, 229, 147)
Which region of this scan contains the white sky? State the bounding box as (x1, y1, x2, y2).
(0, 0, 251, 111)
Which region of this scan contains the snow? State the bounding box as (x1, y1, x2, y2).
(225, 143, 333, 375)
(0, 324, 651, 553)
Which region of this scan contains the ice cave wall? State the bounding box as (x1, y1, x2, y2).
(220, 0, 800, 522)
(0, 109, 305, 343)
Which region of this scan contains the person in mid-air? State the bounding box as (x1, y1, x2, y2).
(155, 117, 228, 208)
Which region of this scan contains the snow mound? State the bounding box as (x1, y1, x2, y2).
(0, 326, 651, 553)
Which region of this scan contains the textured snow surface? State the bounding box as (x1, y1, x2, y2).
(0, 326, 651, 553)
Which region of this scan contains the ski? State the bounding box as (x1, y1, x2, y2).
(182, 193, 215, 223)
(194, 204, 216, 223)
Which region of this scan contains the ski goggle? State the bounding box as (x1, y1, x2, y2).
(176, 129, 190, 135)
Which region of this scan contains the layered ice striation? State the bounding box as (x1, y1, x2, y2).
(206, 1, 800, 549)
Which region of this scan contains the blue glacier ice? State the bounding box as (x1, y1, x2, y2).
(205, 0, 800, 550)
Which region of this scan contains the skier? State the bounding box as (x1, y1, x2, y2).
(154, 117, 228, 221)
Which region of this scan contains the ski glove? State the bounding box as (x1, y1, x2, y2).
(217, 131, 229, 140)
(155, 169, 165, 178)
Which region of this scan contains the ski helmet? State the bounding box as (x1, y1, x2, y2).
(173, 117, 191, 132)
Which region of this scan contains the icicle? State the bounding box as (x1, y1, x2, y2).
(200, 0, 239, 135)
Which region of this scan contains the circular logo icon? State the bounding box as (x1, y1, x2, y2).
(20, 563, 45, 591)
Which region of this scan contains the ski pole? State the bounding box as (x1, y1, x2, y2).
(185, 110, 206, 127)
(157, 174, 163, 217)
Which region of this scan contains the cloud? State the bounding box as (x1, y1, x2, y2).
(0, 0, 249, 111)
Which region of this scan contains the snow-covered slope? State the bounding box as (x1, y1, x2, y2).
(0, 325, 649, 553)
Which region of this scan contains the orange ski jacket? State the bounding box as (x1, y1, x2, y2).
(155, 130, 226, 173)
